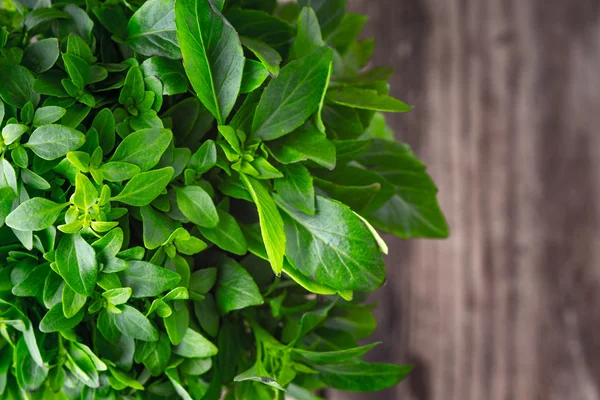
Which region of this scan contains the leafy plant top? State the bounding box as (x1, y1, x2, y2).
(0, 0, 448, 398)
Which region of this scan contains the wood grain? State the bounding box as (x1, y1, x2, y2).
(328, 0, 600, 399)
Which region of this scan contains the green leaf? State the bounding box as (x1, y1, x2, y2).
(110, 128, 173, 171)
(56, 233, 98, 296)
(252, 46, 333, 141)
(292, 343, 378, 364)
(215, 257, 263, 315)
(240, 60, 269, 94)
(234, 362, 285, 391)
(275, 163, 315, 215)
(189, 268, 217, 300)
(198, 209, 248, 255)
(119, 260, 181, 298)
(25, 125, 86, 160)
(173, 328, 218, 358)
(188, 139, 217, 174)
(126, 0, 181, 59)
(32, 106, 66, 127)
(22, 38, 60, 74)
(111, 167, 174, 206)
(298, 0, 346, 37)
(39, 302, 84, 333)
(327, 87, 412, 112)
(73, 173, 98, 210)
(102, 288, 132, 306)
(275, 195, 385, 291)
(23, 8, 71, 31)
(114, 305, 159, 341)
(241, 174, 285, 275)
(0, 62, 39, 108)
(62, 285, 87, 319)
(176, 186, 219, 228)
(359, 140, 449, 238)
(164, 301, 189, 345)
(92, 108, 116, 154)
(141, 57, 189, 95)
(2, 124, 27, 145)
(314, 362, 412, 392)
(99, 162, 141, 183)
(6, 198, 67, 231)
(241, 37, 281, 76)
(175, 0, 245, 124)
(290, 7, 325, 60)
(141, 205, 180, 250)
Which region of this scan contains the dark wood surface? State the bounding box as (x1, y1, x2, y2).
(329, 0, 600, 399)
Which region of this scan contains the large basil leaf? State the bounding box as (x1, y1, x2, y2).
(267, 122, 336, 169)
(126, 0, 181, 59)
(111, 167, 174, 206)
(110, 128, 173, 171)
(0, 61, 39, 108)
(25, 125, 85, 160)
(359, 140, 449, 238)
(215, 257, 263, 315)
(275, 195, 385, 291)
(5, 198, 67, 232)
(241, 174, 285, 275)
(119, 260, 181, 298)
(175, 0, 245, 124)
(56, 233, 98, 296)
(114, 305, 159, 341)
(251, 46, 333, 141)
(314, 362, 412, 392)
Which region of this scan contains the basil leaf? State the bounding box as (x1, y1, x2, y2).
(0, 61, 39, 108)
(290, 7, 325, 60)
(119, 260, 180, 298)
(215, 257, 263, 315)
(240, 60, 269, 94)
(275, 163, 315, 215)
(175, 186, 219, 228)
(92, 108, 116, 154)
(126, 0, 181, 59)
(189, 268, 217, 300)
(275, 195, 385, 291)
(22, 38, 60, 74)
(292, 343, 378, 364)
(39, 302, 85, 333)
(141, 205, 180, 250)
(298, 0, 346, 37)
(241, 174, 285, 275)
(62, 285, 87, 319)
(252, 46, 333, 141)
(99, 162, 141, 183)
(6, 198, 67, 232)
(32, 106, 66, 127)
(164, 301, 189, 345)
(315, 362, 412, 392)
(56, 233, 98, 296)
(25, 125, 85, 160)
(359, 140, 449, 238)
(197, 209, 248, 255)
(110, 128, 173, 171)
(114, 305, 159, 341)
(111, 167, 174, 206)
(188, 139, 217, 174)
(327, 87, 412, 112)
(173, 328, 218, 358)
(175, 0, 245, 124)
(241, 37, 281, 76)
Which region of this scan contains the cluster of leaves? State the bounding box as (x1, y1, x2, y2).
(0, 0, 448, 398)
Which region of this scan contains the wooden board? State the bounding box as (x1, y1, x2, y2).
(329, 0, 600, 399)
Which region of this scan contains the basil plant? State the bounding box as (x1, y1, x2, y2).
(0, 0, 448, 398)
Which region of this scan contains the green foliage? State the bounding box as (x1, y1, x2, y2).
(0, 0, 448, 398)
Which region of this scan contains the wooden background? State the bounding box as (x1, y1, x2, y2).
(329, 0, 600, 399)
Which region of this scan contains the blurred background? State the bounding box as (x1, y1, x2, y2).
(329, 0, 600, 399)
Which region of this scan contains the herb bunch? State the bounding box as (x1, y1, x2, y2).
(0, 0, 448, 398)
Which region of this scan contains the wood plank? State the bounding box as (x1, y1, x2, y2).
(328, 0, 600, 399)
